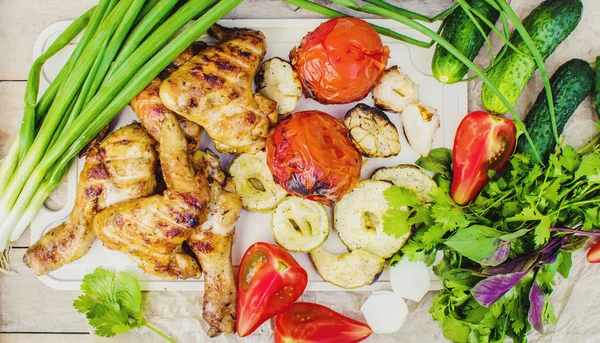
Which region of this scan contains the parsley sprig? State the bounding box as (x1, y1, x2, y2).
(383, 142, 600, 342)
(74, 268, 175, 342)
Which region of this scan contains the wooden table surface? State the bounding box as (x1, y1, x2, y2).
(1, 0, 598, 342)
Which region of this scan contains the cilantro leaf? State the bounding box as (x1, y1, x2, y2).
(416, 148, 453, 178)
(575, 152, 600, 181)
(382, 209, 412, 238)
(74, 268, 174, 342)
(384, 186, 420, 208)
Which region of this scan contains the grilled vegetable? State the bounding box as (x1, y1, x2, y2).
(516, 58, 594, 163)
(237, 242, 308, 337)
(432, 0, 500, 84)
(266, 110, 362, 205)
(310, 247, 385, 289)
(481, 0, 584, 114)
(229, 151, 288, 212)
(255, 57, 302, 115)
(371, 164, 436, 203)
(290, 17, 390, 104)
(344, 104, 401, 158)
(275, 302, 372, 343)
(451, 111, 516, 205)
(401, 104, 440, 156)
(389, 257, 431, 302)
(334, 180, 410, 258)
(271, 197, 329, 252)
(372, 66, 420, 112)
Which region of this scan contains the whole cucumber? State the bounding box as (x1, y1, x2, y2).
(432, 0, 500, 84)
(516, 58, 594, 163)
(481, 0, 583, 114)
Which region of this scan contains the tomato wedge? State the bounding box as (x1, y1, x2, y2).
(274, 302, 372, 343)
(587, 241, 600, 263)
(237, 242, 308, 337)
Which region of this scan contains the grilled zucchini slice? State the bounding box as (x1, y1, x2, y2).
(271, 197, 330, 252)
(344, 104, 401, 158)
(229, 151, 288, 212)
(310, 247, 385, 289)
(371, 165, 436, 203)
(334, 180, 410, 258)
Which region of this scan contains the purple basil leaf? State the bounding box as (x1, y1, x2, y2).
(484, 252, 539, 275)
(540, 236, 568, 265)
(528, 281, 545, 333)
(478, 241, 510, 266)
(472, 270, 530, 307)
(551, 227, 600, 237)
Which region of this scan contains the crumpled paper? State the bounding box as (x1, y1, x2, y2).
(86, 0, 600, 341)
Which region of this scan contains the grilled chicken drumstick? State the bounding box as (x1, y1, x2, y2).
(23, 124, 158, 275)
(160, 24, 278, 153)
(188, 150, 242, 336)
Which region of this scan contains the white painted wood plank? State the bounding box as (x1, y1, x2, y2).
(0, 334, 90, 343)
(0, 0, 454, 80)
(0, 248, 89, 333)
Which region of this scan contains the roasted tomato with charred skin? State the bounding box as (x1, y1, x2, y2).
(451, 111, 516, 205)
(290, 17, 390, 104)
(275, 302, 373, 343)
(266, 110, 362, 205)
(236, 242, 308, 337)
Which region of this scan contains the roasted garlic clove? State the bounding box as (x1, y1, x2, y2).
(344, 103, 401, 158)
(255, 57, 302, 115)
(372, 66, 420, 113)
(401, 104, 440, 156)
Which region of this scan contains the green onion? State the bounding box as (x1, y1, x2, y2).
(2, 0, 242, 251)
(363, 0, 459, 23)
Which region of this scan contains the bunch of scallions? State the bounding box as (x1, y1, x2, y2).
(0, 0, 243, 272)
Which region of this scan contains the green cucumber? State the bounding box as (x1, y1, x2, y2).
(432, 0, 500, 84)
(481, 0, 583, 114)
(516, 58, 594, 163)
(595, 56, 600, 114)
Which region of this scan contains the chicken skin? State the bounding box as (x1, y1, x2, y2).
(23, 124, 158, 275)
(130, 42, 207, 152)
(188, 150, 242, 336)
(93, 112, 209, 280)
(160, 24, 278, 154)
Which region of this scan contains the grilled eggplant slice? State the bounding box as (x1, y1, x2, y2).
(334, 180, 410, 258)
(344, 104, 401, 158)
(271, 196, 330, 252)
(373, 66, 420, 113)
(310, 247, 385, 289)
(255, 57, 302, 115)
(228, 151, 288, 212)
(371, 165, 436, 203)
(401, 104, 440, 156)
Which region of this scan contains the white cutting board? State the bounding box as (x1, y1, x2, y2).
(30, 19, 467, 291)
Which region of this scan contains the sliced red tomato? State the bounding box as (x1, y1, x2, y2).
(237, 242, 308, 337)
(451, 111, 516, 205)
(274, 302, 372, 343)
(587, 241, 600, 263)
(290, 17, 390, 104)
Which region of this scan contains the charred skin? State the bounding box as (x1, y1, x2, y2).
(160, 24, 278, 154)
(23, 124, 158, 275)
(130, 42, 207, 152)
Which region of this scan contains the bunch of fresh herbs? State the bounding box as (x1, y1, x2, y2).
(382, 139, 600, 342)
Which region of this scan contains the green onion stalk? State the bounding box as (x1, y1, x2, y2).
(0, 0, 132, 227)
(0, 0, 242, 261)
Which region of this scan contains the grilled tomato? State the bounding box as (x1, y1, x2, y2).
(290, 17, 390, 104)
(266, 110, 361, 205)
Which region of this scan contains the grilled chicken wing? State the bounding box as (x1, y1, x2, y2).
(131, 42, 207, 152)
(160, 24, 278, 154)
(23, 124, 158, 275)
(187, 150, 242, 336)
(93, 112, 210, 279)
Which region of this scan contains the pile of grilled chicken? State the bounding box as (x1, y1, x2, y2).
(23, 24, 277, 337)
